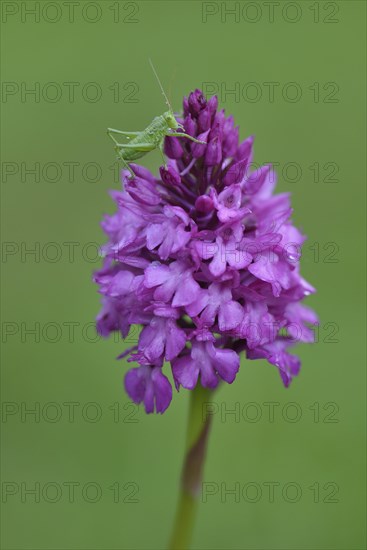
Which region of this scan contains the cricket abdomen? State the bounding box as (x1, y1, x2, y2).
(131, 115, 168, 147)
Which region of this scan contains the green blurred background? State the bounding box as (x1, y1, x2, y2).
(1, 1, 366, 548)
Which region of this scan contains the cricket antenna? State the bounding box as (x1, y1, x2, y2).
(149, 58, 172, 112)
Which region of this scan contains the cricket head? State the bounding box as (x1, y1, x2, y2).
(164, 111, 180, 130)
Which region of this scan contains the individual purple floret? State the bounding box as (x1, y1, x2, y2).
(95, 90, 318, 413)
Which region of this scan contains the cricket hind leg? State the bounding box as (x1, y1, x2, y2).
(117, 154, 135, 178)
(107, 128, 141, 141)
(115, 142, 156, 177)
(159, 142, 166, 167)
(116, 142, 156, 152)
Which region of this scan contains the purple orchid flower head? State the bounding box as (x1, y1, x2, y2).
(94, 89, 318, 413)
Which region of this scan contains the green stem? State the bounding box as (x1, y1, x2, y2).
(169, 384, 214, 550)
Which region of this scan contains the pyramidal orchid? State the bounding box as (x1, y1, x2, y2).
(94, 89, 318, 549)
(95, 89, 317, 412)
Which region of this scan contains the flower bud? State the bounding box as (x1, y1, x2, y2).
(164, 136, 184, 159)
(188, 89, 207, 115)
(195, 195, 214, 213)
(160, 165, 181, 186)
